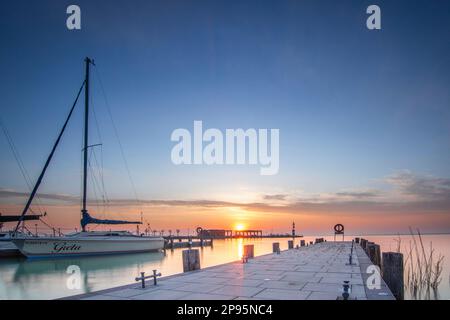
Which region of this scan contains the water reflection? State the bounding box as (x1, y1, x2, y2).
(13, 252, 165, 278)
(237, 238, 243, 259)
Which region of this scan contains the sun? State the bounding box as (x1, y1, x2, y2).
(234, 223, 246, 231)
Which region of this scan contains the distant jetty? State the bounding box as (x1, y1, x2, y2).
(162, 227, 302, 249)
(192, 224, 302, 239)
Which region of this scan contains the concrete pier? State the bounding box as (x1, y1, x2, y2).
(65, 242, 395, 300)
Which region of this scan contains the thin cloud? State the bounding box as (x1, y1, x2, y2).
(385, 171, 450, 200)
(334, 190, 380, 199)
(2, 171, 450, 215)
(263, 194, 288, 201)
(0, 189, 78, 202)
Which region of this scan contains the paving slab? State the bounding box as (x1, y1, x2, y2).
(64, 241, 396, 300)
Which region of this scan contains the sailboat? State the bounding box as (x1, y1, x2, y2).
(12, 58, 165, 258)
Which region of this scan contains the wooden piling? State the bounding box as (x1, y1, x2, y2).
(272, 242, 280, 253)
(366, 241, 374, 254)
(367, 243, 381, 267)
(182, 249, 201, 272)
(360, 239, 367, 250)
(288, 240, 294, 249)
(243, 244, 254, 259)
(382, 252, 404, 300)
(355, 237, 360, 244)
(300, 240, 305, 247)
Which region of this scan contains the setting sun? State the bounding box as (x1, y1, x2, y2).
(234, 223, 246, 231)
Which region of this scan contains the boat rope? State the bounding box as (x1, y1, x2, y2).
(38, 216, 62, 235)
(0, 117, 45, 215)
(14, 80, 86, 232)
(93, 65, 145, 218)
(87, 152, 101, 213)
(87, 92, 110, 226)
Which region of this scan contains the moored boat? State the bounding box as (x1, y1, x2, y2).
(11, 58, 165, 258)
(13, 231, 165, 258)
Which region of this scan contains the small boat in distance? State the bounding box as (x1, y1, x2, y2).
(12, 58, 164, 258)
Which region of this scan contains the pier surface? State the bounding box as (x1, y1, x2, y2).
(66, 242, 395, 300)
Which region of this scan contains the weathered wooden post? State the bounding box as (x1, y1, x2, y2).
(182, 249, 201, 272)
(382, 252, 404, 300)
(366, 241, 374, 254)
(243, 244, 254, 259)
(355, 237, 360, 244)
(360, 239, 367, 250)
(272, 242, 280, 254)
(300, 240, 305, 247)
(288, 240, 294, 249)
(367, 243, 381, 267)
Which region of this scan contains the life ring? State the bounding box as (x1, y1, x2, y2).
(334, 224, 344, 233)
(196, 227, 203, 235)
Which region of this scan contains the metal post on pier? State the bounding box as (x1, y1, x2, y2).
(342, 281, 350, 300)
(135, 270, 162, 288)
(346, 240, 355, 265)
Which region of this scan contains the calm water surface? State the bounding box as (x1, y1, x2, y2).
(0, 235, 448, 300)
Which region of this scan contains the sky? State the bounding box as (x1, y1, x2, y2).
(0, 0, 449, 235)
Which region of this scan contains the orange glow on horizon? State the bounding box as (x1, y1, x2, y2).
(234, 223, 246, 231)
(1, 203, 449, 235)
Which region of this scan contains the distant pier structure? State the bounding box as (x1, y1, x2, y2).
(197, 228, 233, 238)
(195, 226, 301, 239)
(233, 230, 263, 238)
(197, 227, 262, 239)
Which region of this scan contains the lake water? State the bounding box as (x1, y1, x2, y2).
(0, 234, 448, 300)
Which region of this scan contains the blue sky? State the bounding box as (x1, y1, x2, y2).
(0, 0, 449, 232)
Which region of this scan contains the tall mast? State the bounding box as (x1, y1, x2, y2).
(81, 57, 91, 231)
(13, 81, 85, 233)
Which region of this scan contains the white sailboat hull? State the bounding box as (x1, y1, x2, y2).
(0, 232, 33, 257)
(12, 235, 165, 259)
(0, 240, 21, 257)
